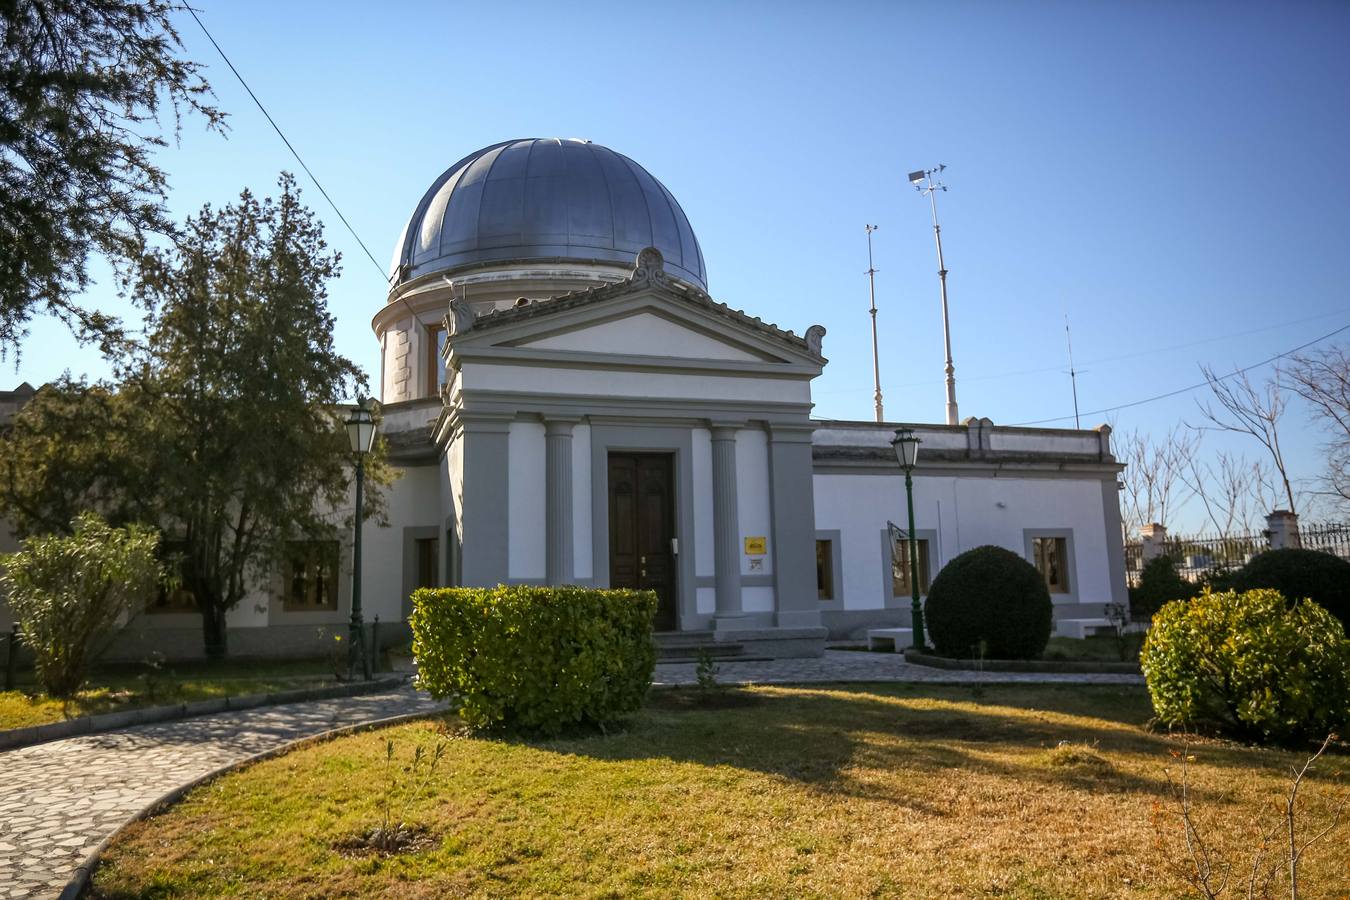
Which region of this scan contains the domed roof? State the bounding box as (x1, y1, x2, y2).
(389, 138, 707, 291)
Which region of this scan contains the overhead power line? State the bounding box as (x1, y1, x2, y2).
(186, 7, 390, 285)
(1012, 321, 1350, 427)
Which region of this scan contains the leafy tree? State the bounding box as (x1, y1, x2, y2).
(0, 512, 162, 697)
(0, 0, 223, 351)
(0, 175, 390, 659)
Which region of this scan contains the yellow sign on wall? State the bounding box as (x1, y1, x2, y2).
(743, 536, 767, 555)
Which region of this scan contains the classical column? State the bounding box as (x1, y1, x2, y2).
(711, 425, 743, 619)
(545, 419, 577, 585)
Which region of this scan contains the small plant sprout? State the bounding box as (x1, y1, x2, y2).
(695, 647, 720, 693)
(363, 736, 449, 854)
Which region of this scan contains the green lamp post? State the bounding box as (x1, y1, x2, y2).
(345, 397, 377, 681)
(891, 427, 928, 651)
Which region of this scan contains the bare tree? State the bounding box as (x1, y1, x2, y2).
(1157, 734, 1347, 900)
(1181, 451, 1277, 536)
(1195, 367, 1297, 515)
(1118, 424, 1199, 537)
(1288, 345, 1350, 506)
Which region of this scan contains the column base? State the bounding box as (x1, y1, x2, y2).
(711, 613, 772, 632)
(775, 609, 823, 629)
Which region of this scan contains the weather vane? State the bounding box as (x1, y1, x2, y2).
(908, 165, 958, 426)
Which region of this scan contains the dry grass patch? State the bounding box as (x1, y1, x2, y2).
(0, 658, 340, 729)
(89, 683, 1348, 899)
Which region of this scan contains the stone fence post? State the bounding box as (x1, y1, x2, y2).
(1265, 510, 1301, 550)
(1140, 523, 1168, 562)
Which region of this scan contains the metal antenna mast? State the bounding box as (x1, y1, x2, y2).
(908, 165, 958, 425)
(865, 224, 884, 422)
(1064, 314, 1082, 429)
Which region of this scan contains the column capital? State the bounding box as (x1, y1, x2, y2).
(709, 421, 744, 441)
(544, 417, 581, 437)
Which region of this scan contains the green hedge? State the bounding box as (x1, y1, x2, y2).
(1141, 588, 1350, 745)
(1127, 555, 1197, 622)
(410, 585, 657, 733)
(1231, 547, 1350, 629)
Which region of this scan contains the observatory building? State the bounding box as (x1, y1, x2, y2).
(360, 138, 1128, 657)
(11, 138, 1126, 660)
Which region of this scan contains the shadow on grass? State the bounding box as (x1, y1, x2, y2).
(465, 683, 1210, 807)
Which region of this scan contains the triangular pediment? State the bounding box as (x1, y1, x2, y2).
(445, 250, 827, 374)
(508, 309, 772, 362)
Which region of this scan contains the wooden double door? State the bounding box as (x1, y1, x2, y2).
(608, 453, 678, 631)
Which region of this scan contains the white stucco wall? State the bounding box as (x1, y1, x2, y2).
(735, 428, 773, 577)
(813, 472, 1113, 611)
(508, 420, 546, 580)
(358, 464, 442, 621)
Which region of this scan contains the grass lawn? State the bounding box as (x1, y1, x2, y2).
(0, 657, 340, 730)
(90, 683, 1348, 898)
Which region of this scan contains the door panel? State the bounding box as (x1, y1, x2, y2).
(609, 453, 677, 631)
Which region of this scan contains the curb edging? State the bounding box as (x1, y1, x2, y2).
(57, 702, 445, 899)
(0, 676, 407, 752)
(902, 649, 1142, 674)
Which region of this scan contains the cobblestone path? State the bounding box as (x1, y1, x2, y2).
(654, 648, 1145, 687)
(0, 685, 445, 900)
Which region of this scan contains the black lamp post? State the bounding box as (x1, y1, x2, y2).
(890, 427, 928, 651)
(345, 397, 376, 681)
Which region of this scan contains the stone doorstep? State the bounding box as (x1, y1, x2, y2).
(0, 676, 407, 753)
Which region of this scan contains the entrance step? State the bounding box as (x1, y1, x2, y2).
(653, 631, 759, 662)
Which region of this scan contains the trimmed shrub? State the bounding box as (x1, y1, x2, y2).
(1127, 555, 1196, 622)
(1141, 588, 1350, 745)
(924, 545, 1053, 660)
(1230, 547, 1350, 629)
(410, 585, 657, 733)
(0, 513, 163, 698)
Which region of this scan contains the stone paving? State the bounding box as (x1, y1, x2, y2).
(0, 685, 445, 900)
(0, 653, 1139, 899)
(653, 648, 1145, 687)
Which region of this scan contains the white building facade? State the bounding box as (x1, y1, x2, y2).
(358, 138, 1127, 658)
(1, 139, 1127, 660)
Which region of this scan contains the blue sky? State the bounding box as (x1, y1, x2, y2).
(9, 0, 1350, 529)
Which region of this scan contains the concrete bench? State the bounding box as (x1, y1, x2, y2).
(1055, 618, 1113, 639)
(866, 627, 914, 651)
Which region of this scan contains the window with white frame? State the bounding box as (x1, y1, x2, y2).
(816, 540, 834, 600)
(891, 537, 932, 597)
(282, 540, 340, 611)
(425, 323, 448, 397)
(1032, 535, 1070, 594)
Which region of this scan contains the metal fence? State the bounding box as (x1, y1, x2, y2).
(1124, 523, 1350, 585)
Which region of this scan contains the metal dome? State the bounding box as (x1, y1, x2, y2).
(389, 138, 707, 291)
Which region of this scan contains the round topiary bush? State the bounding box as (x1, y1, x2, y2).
(1140, 588, 1350, 745)
(1230, 547, 1350, 629)
(923, 545, 1053, 660)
